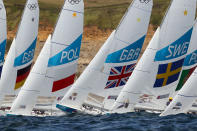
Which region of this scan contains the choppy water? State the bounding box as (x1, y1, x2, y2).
(1, 112, 197, 131)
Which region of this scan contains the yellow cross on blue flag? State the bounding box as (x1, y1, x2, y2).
(154, 59, 184, 88)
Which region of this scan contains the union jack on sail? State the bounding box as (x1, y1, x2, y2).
(105, 64, 136, 89)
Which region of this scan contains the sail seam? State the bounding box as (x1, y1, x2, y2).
(133, 69, 150, 73)
(21, 89, 40, 93)
(87, 68, 109, 75)
(115, 36, 143, 46)
(115, 101, 136, 105)
(31, 72, 45, 76)
(50, 41, 68, 46)
(31, 72, 53, 79)
(121, 91, 142, 95)
(147, 47, 157, 51)
(178, 94, 197, 98)
(0, 18, 6, 21)
(62, 8, 84, 14)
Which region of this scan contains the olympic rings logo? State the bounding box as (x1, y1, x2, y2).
(67, 0, 81, 5)
(27, 3, 38, 10)
(139, 0, 150, 4)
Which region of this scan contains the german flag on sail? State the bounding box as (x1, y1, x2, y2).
(175, 66, 197, 91)
(154, 59, 184, 88)
(15, 64, 32, 90)
(52, 74, 75, 92)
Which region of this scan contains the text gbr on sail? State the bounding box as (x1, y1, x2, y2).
(120, 48, 141, 61)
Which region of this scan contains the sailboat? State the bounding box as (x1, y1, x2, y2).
(175, 24, 197, 93)
(112, 0, 196, 114)
(0, 0, 39, 109)
(56, 0, 153, 115)
(0, 0, 6, 78)
(8, 0, 84, 116)
(161, 20, 197, 116)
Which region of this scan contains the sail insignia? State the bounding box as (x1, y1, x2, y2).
(154, 58, 184, 88)
(184, 50, 197, 66)
(139, 0, 151, 4)
(105, 35, 145, 63)
(0, 39, 6, 64)
(175, 67, 196, 91)
(15, 64, 32, 90)
(155, 28, 193, 61)
(105, 63, 136, 89)
(68, 0, 81, 5)
(48, 34, 82, 67)
(14, 37, 37, 67)
(27, 3, 38, 11)
(52, 74, 76, 92)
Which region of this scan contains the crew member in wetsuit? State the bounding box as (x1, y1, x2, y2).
(166, 97, 173, 106)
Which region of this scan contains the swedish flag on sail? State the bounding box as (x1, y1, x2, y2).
(154, 59, 184, 88)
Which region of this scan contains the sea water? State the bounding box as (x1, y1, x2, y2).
(1, 112, 197, 131)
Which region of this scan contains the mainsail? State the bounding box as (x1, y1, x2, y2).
(175, 21, 197, 92)
(57, 0, 153, 114)
(0, 0, 39, 106)
(161, 20, 197, 116)
(113, 0, 196, 113)
(0, 0, 6, 78)
(9, 0, 84, 116)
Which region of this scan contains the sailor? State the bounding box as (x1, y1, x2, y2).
(166, 97, 173, 106)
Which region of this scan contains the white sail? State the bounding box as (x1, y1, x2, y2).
(113, 28, 161, 113)
(174, 20, 197, 93)
(57, 0, 153, 114)
(113, 0, 196, 113)
(0, 0, 39, 106)
(9, 36, 51, 115)
(9, 0, 84, 116)
(57, 31, 115, 112)
(161, 20, 197, 116)
(0, 0, 6, 78)
(161, 71, 197, 116)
